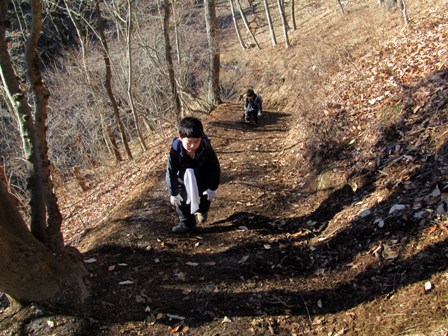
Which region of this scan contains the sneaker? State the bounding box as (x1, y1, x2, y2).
(195, 212, 208, 225)
(172, 223, 192, 233)
(244, 118, 250, 123)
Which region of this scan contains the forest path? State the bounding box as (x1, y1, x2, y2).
(75, 102, 321, 334)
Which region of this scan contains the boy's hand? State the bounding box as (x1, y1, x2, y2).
(203, 189, 217, 201)
(170, 195, 183, 206)
(258, 110, 262, 116)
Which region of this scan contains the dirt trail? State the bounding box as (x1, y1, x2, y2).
(78, 102, 313, 334)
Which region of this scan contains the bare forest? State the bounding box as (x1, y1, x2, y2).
(1, 0, 448, 335)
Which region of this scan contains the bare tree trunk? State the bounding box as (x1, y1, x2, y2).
(27, 0, 64, 252)
(235, 0, 260, 49)
(290, 0, 297, 30)
(398, 0, 409, 26)
(229, 0, 246, 50)
(162, 0, 182, 120)
(0, 180, 89, 309)
(0, 0, 89, 309)
(277, 0, 290, 48)
(95, 1, 133, 160)
(337, 0, 345, 14)
(11, 0, 27, 40)
(378, 0, 409, 26)
(0, 0, 46, 244)
(63, 0, 92, 86)
(126, 0, 147, 152)
(204, 0, 222, 106)
(63, 1, 124, 165)
(263, 0, 276, 46)
(171, 0, 182, 64)
(105, 0, 126, 42)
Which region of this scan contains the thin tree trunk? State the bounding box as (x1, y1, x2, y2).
(263, 0, 276, 46)
(277, 0, 290, 48)
(162, 0, 182, 120)
(11, 0, 27, 40)
(63, 0, 92, 86)
(399, 0, 409, 26)
(235, 0, 260, 49)
(126, 0, 147, 151)
(291, 0, 297, 29)
(337, 0, 345, 15)
(204, 0, 222, 106)
(171, 0, 182, 64)
(95, 1, 133, 160)
(63, 0, 121, 166)
(229, 0, 246, 50)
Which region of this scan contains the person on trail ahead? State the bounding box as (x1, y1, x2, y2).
(166, 117, 221, 233)
(243, 89, 263, 125)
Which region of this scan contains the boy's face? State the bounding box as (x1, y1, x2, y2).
(179, 136, 201, 155)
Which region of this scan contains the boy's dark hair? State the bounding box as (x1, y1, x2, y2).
(178, 117, 204, 138)
(247, 89, 255, 97)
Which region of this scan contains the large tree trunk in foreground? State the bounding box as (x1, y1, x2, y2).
(1, 0, 64, 252)
(0, 0, 88, 309)
(0, 181, 89, 309)
(27, 0, 64, 253)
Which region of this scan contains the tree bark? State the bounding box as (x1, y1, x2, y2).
(235, 0, 260, 49)
(27, 0, 64, 252)
(0, 180, 88, 309)
(229, 0, 246, 50)
(171, 0, 182, 64)
(0, 0, 89, 294)
(162, 0, 182, 120)
(337, 0, 345, 15)
(126, 0, 147, 152)
(398, 0, 409, 26)
(63, 0, 93, 86)
(277, 0, 290, 48)
(0, 0, 46, 243)
(204, 0, 222, 106)
(263, 0, 276, 46)
(95, 1, 133, 160)
(290, 0, 297, 30)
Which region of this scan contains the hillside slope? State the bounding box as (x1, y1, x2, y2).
(1, 0, 448, 335)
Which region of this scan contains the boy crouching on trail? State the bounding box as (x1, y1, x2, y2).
(244, 89, 263, 125)
(166, 117, 221, 233)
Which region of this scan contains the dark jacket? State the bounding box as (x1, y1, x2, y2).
(244, 94, 263, 113)
(166, 136, 221, 197)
